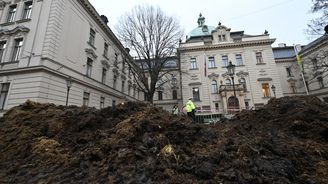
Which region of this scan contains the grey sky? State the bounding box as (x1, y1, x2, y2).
(89, 0, 315, 46)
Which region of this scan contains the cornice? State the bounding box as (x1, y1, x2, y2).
(0, 26, 30, 36)
(179, 39, 276, 52)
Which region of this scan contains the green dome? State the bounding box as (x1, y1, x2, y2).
(188, 25, 216, 37)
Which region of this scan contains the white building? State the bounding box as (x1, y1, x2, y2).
(0, 0, 141, 111)
(178, 14, 283, 114)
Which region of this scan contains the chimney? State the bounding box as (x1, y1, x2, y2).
(278, 43, 286, 47)
(100, 15, 108, 24)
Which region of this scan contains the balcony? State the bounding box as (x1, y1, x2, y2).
(219, 84, 244, 92)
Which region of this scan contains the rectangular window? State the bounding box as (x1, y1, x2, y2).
(190, 58, 197, 69)
(222, 55, 228, 67)
(312, 58, 318, 70)
(104, 42, 108, 57)
(235, 54, 243, 66)
(86, 58, 93, 77)
(7, 5, 17, 22)
(11, 38, 23, 62)
(121, 80, 125, 92)
(245, 102, 249, 110)
(122, 58, 126, 71)
(256, 52, 263, 64)
(0, 41, 6, 63)
(172, 90, 177, 100)
(261, 83, 270, 97)
(83, 92, 90, 106)
(0, 83, 10, 110)
(100, 96, 105, 109)
(219, 35, 226, 42)
(22, 1, 33, 19)
(113, 76, 117, 89)
(112, 100, 116, 107)
(128, 85, 131, 95)
(89, 28, 96, 46)
(286, 67, 292, 77)
(158, 91, 163, 100)
(101, 68, 107, 83)
(208, 57, 215, 68)
(215, 103, 219, 111)
(192, 87, 200, 101)
(290, 84, 296, 93)
(318, 77, 324, 88)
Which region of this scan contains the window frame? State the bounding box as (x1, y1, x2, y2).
(221, 55, 228, 67)
(100, 96, 105, 109)
(83, 92, 90, 106)
(11, 38, 23, 62)
(192, 87, 200, 101)
(22, 1, 33, 20)
(208, 56, 216, 68)
(158, 91, 163, 100)
(101, 68, 107, 83)
(261, 83, 270, 97)
(211, 80, 218, 93)
(235, 54, 243, 66)
(7, 4, 17, 23)
(256, 52, 264, 64)
(190, 58, 197, 69)
(89, 28, 96, 46)
(0, 41, 7, 63)
(86, 58, 93, 77)
(0, 83, 10, 110)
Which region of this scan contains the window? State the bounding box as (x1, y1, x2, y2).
(219, 34, 226, 41)
(211, 80, 218, 93)
(101, 68, 107, 83)
(261, 83, 270, 97)
(245, 102, 249, 110)
(104, 42, 108, 57)
(114, 53, 119, 67)
(222, 55, 228, 67)
(190, 58, 197, 69)
(86, 58, 93, 77)
(89, 28, 96, 46)
(312, 58, 318, 70)
(22, 1, 33, 19)
(11, 38, 23, 62)
(290, 83, 296, 93)
(100, 97, 105, 109)
(121, 80, 125, 92)
(112, 100, 116, 107)
(172, 90, 177, 99)
(286, 67, 292, 77)
(215, 103, 219, 111)
(0, 83, 10, 110)
(7, 5, 17, 22)
(0, 41, 6, 63)
(240, 78, 247, 91)
(236, 54, 243, 66)
(113, 76, 117, 89)
(122, 59, 126, 71)
(158, 91, 163, 100)
(128, 85, 131, 95)
(225, 79, 231, 85)
(318, 77, 324, 88)
(83, 92, 90, 106)
(208, 57, 216, 68)
(192, 87, 200, 101)
(256, 52, 263, 64)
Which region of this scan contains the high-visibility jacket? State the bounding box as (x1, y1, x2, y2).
(186, 100, 195, 112)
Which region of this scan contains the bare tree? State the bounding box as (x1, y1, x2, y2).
(115, 5, 183, 103)
(306, 0, 328, 36)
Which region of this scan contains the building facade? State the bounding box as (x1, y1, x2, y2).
(0, 0, 141, 112)
(178, 14, 283, 114)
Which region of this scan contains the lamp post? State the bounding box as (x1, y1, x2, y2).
(271, 84, 276, 98)
(226, 61, 238, 112)
(65, 77, 72, 106)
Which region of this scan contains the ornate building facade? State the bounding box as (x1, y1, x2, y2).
(0, 0, 141, 112)
(178, 14, 283, 114)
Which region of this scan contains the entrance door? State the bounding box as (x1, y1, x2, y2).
(228, 96, 240, 113)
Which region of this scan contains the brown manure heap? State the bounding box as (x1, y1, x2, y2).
(0, 96, 327, 183)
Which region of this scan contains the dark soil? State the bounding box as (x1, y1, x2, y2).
(0, 96, 327, 183)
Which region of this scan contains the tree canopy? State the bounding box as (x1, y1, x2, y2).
(307, 0, 328, 35)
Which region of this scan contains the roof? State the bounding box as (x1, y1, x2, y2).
(188, 25, 216, 38)
(300, 34, 328, 54)
(272, 46, 296, 59)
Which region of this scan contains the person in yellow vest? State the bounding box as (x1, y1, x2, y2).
(184, 97, 196, 121)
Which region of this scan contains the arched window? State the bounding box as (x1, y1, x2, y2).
(225, 79, 231, 85)
(211, 80, 218, 93)
(240, 78, 247, 91)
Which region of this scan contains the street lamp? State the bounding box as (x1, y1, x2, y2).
(226, 61, 239, 112)
(271, 84, 276, 98)
(65, 77, 72, 106)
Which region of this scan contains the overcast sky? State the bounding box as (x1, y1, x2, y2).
(89, 0, 316, 47)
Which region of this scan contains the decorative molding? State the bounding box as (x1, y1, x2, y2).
(188, 82, 202, 86)
(85, 48, 97, 60)
(236, 71, 249, 77)
(0, 26, 30, 36)
(287, 78, 297, 83)
(257, 77, 272, 81)
(101, 60, 110, 69)
(208, 73, 220, 78)
(0, 1, 5, 10)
